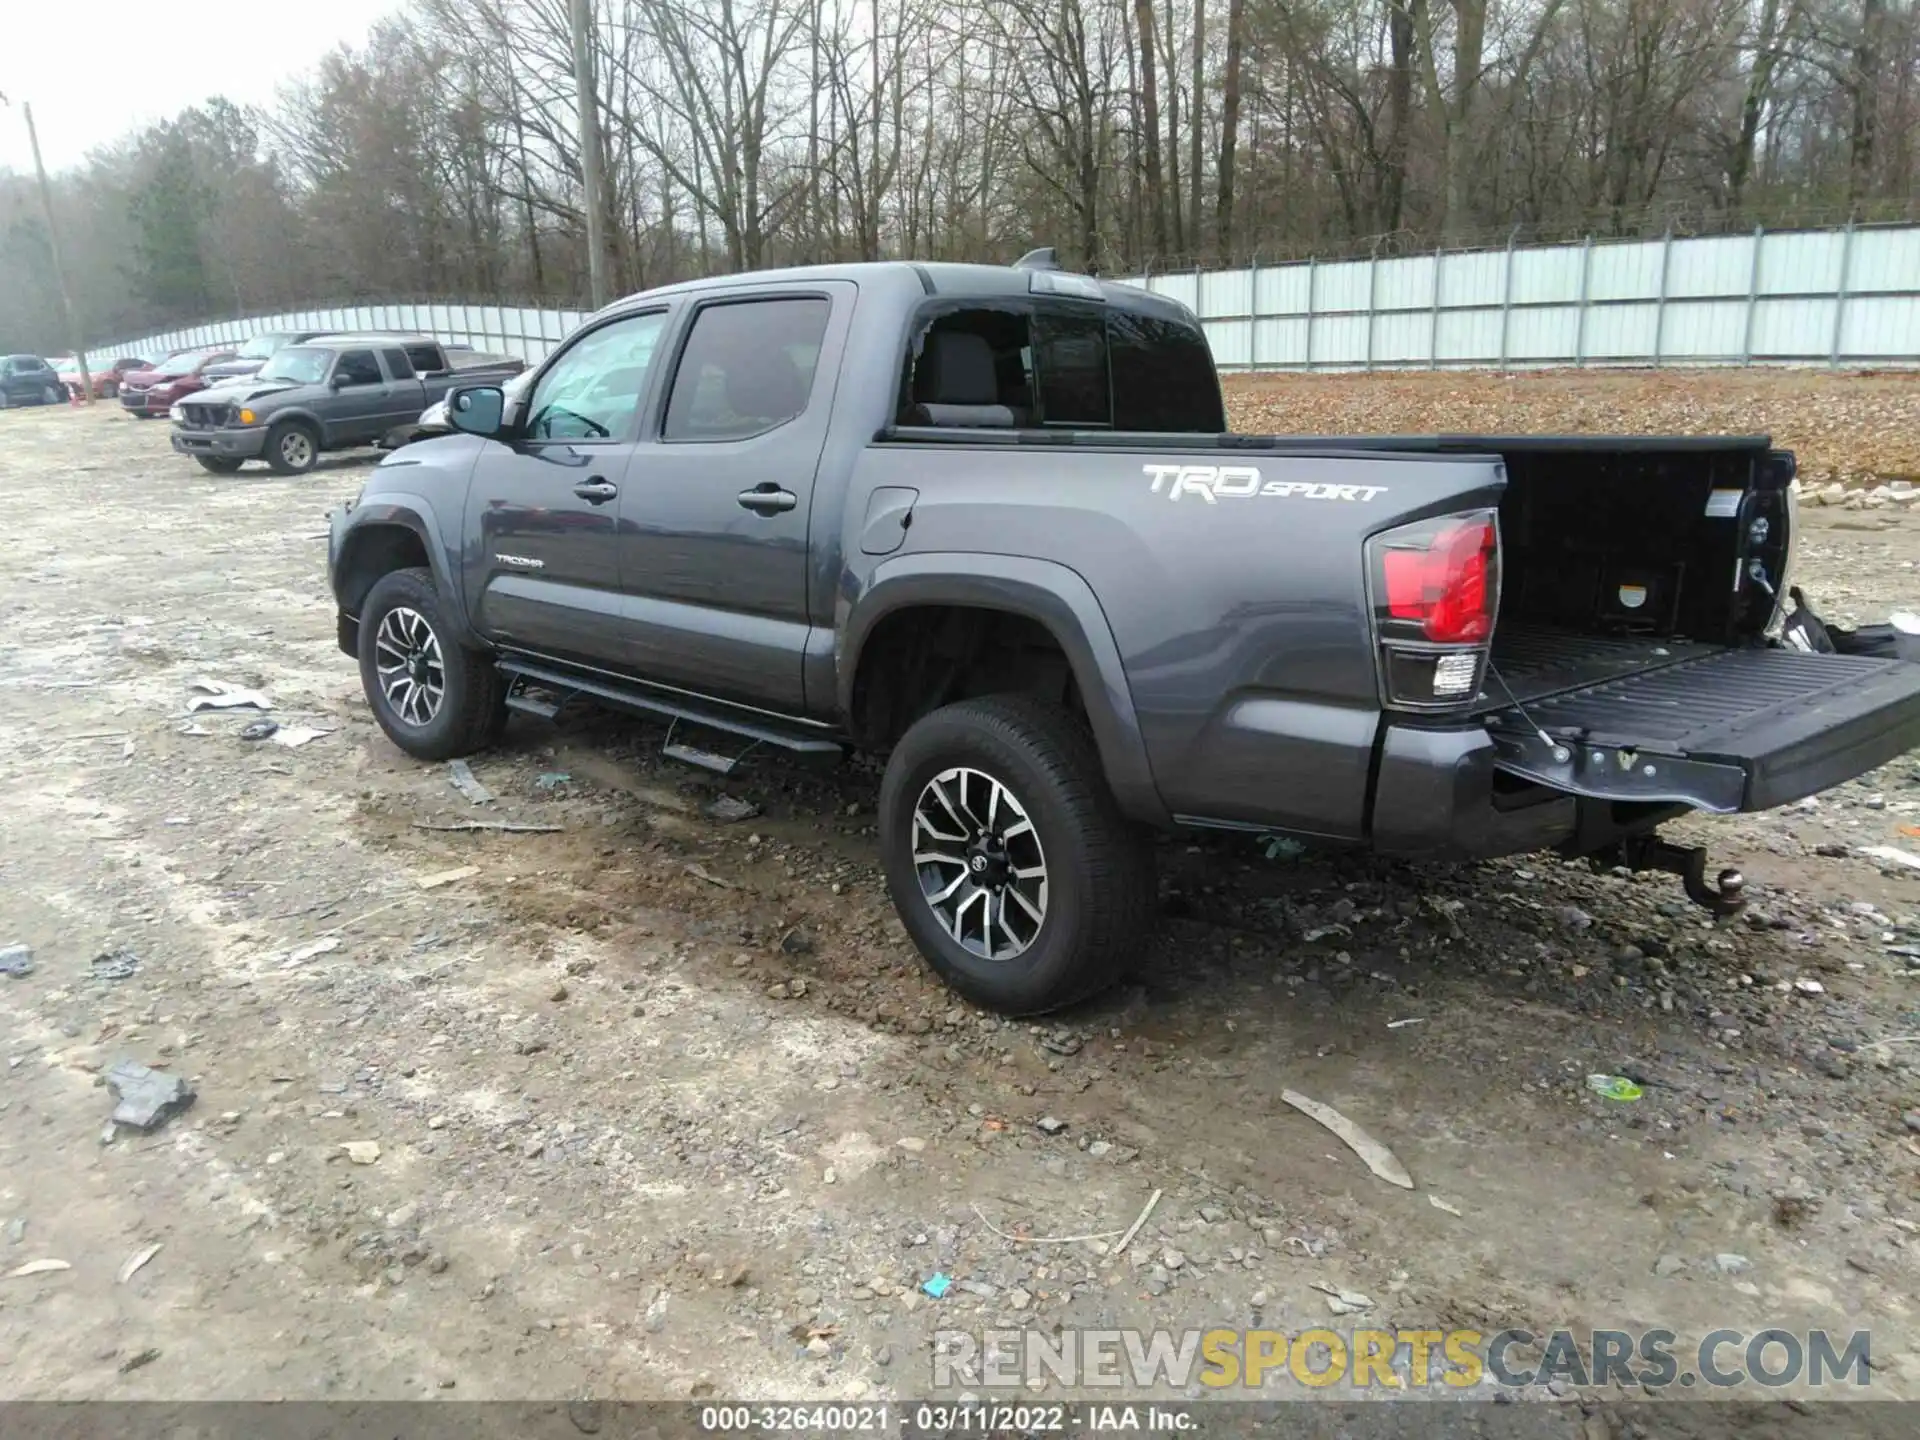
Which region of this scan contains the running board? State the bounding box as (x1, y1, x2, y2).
(495, 659, 844, 758)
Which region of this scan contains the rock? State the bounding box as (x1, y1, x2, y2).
(704, 796, 760, 823)
(1161, 1247, 1187, 1270)
(1713, 1253, 1752, 1275)
(550, 983, 569, 1002)
(1793, 978, 1826, 996)
(897, 1137, 927, 1154)
(806, 1336, 832, 1359)
(0, 943, 32, 977)
(1009, 1288, 1032, 1310)
(873, 1345, 892, 1367)
(1653, 1254, 1687, 1277)
(522, 1136, 546, 1159)
(1250, 1289, 1269, 1308)
(788, 978, 808, 998)
(105, 1061, 195, 1133)
(5, 1219, 23, 1246)
(387, 1202, 420, 1228)
(766, 982, 791, 999)
(1556, 905, 1594, 931)
(781, 929, 815, 955)
(1904, 1111, 1920, 1135)
(1199, 1205, 1228, 1224)
(1036, 1116, 1068, 1136)
(1087, 1141, 1112, 1158)
(427, 1115, 448, 1130)
(341, 1141, 381, 1165)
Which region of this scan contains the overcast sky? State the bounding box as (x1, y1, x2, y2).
(0, 2, 405, 175)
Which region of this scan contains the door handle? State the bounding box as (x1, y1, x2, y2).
(738, 484, 797, 514)
(574, 480, 618, 504)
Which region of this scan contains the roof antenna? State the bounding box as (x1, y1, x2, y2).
(1013, 247, 1061, 271)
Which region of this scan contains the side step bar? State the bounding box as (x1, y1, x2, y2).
(496, 658, 845, 758)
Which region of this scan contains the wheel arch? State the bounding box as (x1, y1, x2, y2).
(840, 554, 1169, 826)
(332, 498, 477, 650)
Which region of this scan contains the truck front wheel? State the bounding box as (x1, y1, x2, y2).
(357, 567, 506, 760)
(878, 695, 1155, 1015)
(265, 419, 320, 475)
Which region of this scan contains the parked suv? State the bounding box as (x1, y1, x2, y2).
(0, 354, 68, 407)
(326, 258, 1920, 1014)
(201, 330, 332, 383)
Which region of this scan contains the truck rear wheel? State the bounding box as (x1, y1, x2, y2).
(265, 419, 319, 475)
(878, 695, 1155, 1015)
(357, 567, 506, 760)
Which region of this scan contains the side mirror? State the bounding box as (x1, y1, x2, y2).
(448, 385, 505, 437)
(329, 372, 350, 389)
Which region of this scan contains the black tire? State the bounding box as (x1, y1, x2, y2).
(357, 567, 506, 761)
(195, 455, 244, 474)
(264, 419, 320, 475)
(42, 384, 64, 405)
(878, 694, 1155, 1015)
(132, 410, 153, 420)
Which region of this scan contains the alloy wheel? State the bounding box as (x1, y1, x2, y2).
(910, 766, 1049, 961)
(373, 606, 446, 727)
(280, 430, 314, 469)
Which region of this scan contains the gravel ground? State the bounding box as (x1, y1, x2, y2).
(2, 394, 1919, 1421)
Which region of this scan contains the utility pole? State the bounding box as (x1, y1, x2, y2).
(568, 0, 610, 309)
(2, 93, 92, 403)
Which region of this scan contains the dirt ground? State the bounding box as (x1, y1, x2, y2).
(3, 379, 1920, 1417)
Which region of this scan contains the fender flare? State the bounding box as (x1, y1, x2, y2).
(261, 406, 329, 445)
(840, 552, 1169, 827)
(331, 493, 477, 649)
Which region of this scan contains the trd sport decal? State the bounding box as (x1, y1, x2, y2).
(1143, 464, 1388, 504)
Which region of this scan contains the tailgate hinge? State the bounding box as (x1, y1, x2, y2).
(1488, 725, 1747, 813)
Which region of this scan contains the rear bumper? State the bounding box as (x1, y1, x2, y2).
(171, 426, 268, 459)
(1370, 724, 1581, 859)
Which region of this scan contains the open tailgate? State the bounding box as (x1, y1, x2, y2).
(1487, 647, 1920, 813)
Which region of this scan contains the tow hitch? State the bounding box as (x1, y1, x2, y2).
(1590, 835, 1747, 918)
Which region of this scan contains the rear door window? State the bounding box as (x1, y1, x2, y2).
(382, 348, 416, 381)
(404, 343, 444, 375)
(663, 298, 831, 441)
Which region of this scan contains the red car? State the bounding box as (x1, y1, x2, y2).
(50, 354, 152, 400)
(119, 348, 238, 417)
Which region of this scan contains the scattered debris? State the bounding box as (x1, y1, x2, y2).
(780, 928, 815, 955)
(6, 1259, 71, 1279)
(270, 725, 332, 748)
(118, 1348, 161, 1374)
(5, 1219, 23, 1246)
(448, 760, 494, 804)
(117, 1243, 162, 1285)
(0, 943, 31, 978)
(1300, 925, 1351, 943)
(1280, 1089, 1414, 1189)
(1714, 1253, 1753, 1275)
(416, 866, 480, 891)
(920, 1273, 952, 1299)
(106, 1061, 195, 1132)
(91, 949, 139, 981)
(412, 820, 563, 834)
(341, 1141, 381, 1165)
(1428, 1195, 1463, 1217)
(1310, 1280, 1375, 1315)
(1111, 1188, 1165, 1258)
(186, 679, 271, 712)
(1860, 845, 1920, 871)
(238, 718, 279, 742)
(704, 795, 760, 823)
(1586, 1074, 1644, 1102)
(1793, 978, 1827, 996)
(176, 723, 212, 737)
(1386, 1017, 1425, 1030)
(534, 771, 571, 791)
(1261, 836, 1306, 861)
(684, 863, 736, 888)
(1035, 1115, 1068, 1136)
(283, 936, 341, 967)
(969, 1203, 1129, 1246)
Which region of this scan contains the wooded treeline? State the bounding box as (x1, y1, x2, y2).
(3, 0, 1917, 350)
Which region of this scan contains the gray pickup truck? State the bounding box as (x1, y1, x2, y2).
(171, 334, 523, 475)
(325, 256, 1920, 1014)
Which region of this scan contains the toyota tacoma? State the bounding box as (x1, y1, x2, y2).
(325, 256, 1920, 1014)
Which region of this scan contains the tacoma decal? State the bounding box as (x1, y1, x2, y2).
(1143, 463, 1387, 504)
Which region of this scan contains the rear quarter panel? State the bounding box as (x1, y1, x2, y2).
(843, 442, 1506, 837)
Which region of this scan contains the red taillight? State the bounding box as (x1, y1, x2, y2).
(1380, 516, 1496, 644)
